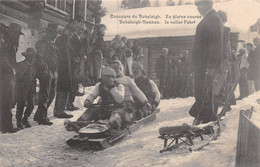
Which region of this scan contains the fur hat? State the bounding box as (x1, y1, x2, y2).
(101, 67, 116, 77)
(195, 0, 214, 5)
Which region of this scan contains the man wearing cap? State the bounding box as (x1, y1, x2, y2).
(34, 23, 58, 125)
(0, 22, 24, 133)
(16, 47, 37, 129)
(189, 0, 224, 124)
(81, 67, 127, 130)
(53, 24, 76, 118)
(132, 61, 160, 118)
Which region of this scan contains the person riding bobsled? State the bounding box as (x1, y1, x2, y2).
(78, 66, 133, 130)
(132, 61, 160, 118)
(110, 60, 152, 121)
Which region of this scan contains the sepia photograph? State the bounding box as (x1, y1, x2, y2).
(0, 0, 260, 166)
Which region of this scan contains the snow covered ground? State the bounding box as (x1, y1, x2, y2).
(0, 87, 259, 167)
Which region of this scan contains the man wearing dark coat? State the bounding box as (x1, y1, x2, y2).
(34, 23, 58, 125)
(0, 23, 24, 133)
(155, 48, 168, 97)
(189, 0, 224, 124)
(66, 30, 84, 111)
(54, 24, 76, 118)
(91, 24, 106, 83)
(253, 37, 260, 91)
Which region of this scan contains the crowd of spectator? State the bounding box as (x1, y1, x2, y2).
(237, 37, 260, 100)
(155, 48, 194, 99)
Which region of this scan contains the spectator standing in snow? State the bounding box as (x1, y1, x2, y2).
(0, 23, 24, 133)
(247, 43, 256, 94)
(237, 48, 249, 100)
(253, 37, 260, 91)
(125, 40, 134, 76)
(189, 0, 224, 124)
(155, 48, 168, 97)
(54, 24, 76, 119)
(66, 25, 84, 111)
(91, 24, 106, 84)
(15, 48, 37, 129)
(34, 23, 58, 125)
(134, 47, 144, 64)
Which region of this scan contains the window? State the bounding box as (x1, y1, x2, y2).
(45, 0, 70, 15)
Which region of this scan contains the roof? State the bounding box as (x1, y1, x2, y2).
(102, 0, 260, 40)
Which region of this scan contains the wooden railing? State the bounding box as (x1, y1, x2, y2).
(235, 107, 260, 167)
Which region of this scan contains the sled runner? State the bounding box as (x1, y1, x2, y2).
(66, 108, 160, 150)
(158, 121, 221, 153)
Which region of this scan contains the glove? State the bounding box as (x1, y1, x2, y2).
(84, 99, 91, 108)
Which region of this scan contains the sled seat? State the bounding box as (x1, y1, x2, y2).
(159, 124, 203, 136)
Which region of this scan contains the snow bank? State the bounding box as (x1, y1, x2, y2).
(1, 87, 260, 167)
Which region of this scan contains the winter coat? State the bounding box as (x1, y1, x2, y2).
(69, 33, 84, 65)
(55, 34, 72, 92)
(91, 29, 105, 53)
(0, 31, 17, 81)
(247, 49, 257, 80)
(16, 60, 36, 92)
(155, 55, 168, 81)
(192, 9, 224, 73)
(134, 74, 160, 105)
(35, 37, 57, 74)
(125, 48, 133, 75)
(253, 46, 260, 81)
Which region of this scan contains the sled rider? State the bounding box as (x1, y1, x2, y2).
(132, 61, 160, 118)
(110, 60, 152, 122)
(82, 67, 129, 130)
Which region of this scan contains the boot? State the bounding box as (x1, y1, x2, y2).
(2, 128, 19, 134)
(54, 92, 73, 119)
(37, 118, 53, 125)
(16, 120, 24, 130)
(54, 112, 73, 118)
(22, 117, 31, 128)
(66, 104, 80, 111)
